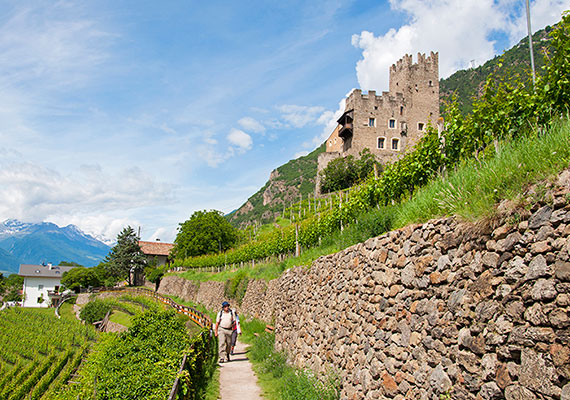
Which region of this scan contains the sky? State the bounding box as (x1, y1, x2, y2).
(0, 0, 568, 244)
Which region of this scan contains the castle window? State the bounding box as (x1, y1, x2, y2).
(401, 122, 407, 134)
(429, 80, 433, 87)
(377, 137, 386, 149)
(392, 138, 400, 151)
(400, 106, 404, 116)
(374, 106, 378, 110)
(418, 122, 425, 131)
(368, 118, 376, 127)
(389, 119, 396, 129)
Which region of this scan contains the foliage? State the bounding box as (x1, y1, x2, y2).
(61, 264, 109, 292)
(105, 226, 146, 285)
(55, 309, 214, 400)
(79, 299, 113, 324)
(223, 268, 249, 305)
(174, 210, 238, 258)
(320, 148, 381, 193)
(145, 264, 167, 284)
(0, 274, 24, 301)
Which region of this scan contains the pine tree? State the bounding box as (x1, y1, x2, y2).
(106, 226, 146, 286)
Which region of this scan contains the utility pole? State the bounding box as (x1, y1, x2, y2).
(526, 0, 536, 89)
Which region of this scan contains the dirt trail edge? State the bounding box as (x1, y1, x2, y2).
(218, 339, 264, 400)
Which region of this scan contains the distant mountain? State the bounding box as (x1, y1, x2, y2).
(0, 219, 111, 275)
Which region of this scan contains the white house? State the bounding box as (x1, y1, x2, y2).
(19, 264, 74, 308)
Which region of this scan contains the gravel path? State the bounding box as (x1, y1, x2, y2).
(219, 339, 264, 400)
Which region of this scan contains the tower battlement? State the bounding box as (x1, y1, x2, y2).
(390, 51, 438, 75)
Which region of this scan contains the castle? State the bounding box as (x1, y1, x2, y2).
(317, 52, 440, 194)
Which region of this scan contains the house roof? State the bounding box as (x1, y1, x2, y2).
(138, 241, 174, 257)
(19, 264, 75, 278)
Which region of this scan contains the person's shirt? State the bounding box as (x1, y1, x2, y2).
(233, 314, 242, 334)
(217, 309, 234, 329)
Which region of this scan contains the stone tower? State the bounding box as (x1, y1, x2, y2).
(317, 52, 439, 195)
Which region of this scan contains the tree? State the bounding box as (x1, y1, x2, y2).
(174, 210, 238, 259)
(61, 264, 110, 292)
(2, 274, 23, 301)
(105, 226, 146, 286)
(320, 148, 382, 193)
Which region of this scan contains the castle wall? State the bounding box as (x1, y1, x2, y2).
(324, 52, 440, 169)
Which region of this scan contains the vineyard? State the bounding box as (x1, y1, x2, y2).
(173, 12, 570, 271)
(52, 307, 215, 400)
(0, 308, 95, 400)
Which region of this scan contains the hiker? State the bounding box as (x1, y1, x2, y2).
(230, 310, 242, 355)
(214, 301, 235, 363)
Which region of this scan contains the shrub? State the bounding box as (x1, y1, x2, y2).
(79, 300, 112, 324)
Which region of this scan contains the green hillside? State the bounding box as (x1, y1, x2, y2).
(228, 143, 325, 228)
(440, 25, 554, 114)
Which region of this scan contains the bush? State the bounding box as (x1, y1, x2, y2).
(79, 300, 112, 324)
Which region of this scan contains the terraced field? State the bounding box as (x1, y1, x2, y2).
(0, 307, 95, 400)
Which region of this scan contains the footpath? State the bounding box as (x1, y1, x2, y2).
(219, 339, 263, 400)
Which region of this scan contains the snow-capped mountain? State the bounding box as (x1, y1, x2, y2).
(0, 219, 111, 275)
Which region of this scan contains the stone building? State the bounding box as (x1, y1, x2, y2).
(317, 52, 440, 194)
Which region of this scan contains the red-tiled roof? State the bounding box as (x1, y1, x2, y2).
(138, 241, 174, 256)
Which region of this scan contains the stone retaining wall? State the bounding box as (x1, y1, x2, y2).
(160, 171, 570, 400)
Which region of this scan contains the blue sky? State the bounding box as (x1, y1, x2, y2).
(0, 0, 568, 243)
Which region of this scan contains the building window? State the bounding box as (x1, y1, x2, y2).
(377, 137, 386, 149)
(392, 138, 400, 151)
(429, 80, 433, 87)
(374, 106, 378, 110)
(38, 284, 44, 290)
(400, 106, 404, 115)
(368, 118, 375, 127)
(418, 122, 425, 131)
(389, 119, 396, 129)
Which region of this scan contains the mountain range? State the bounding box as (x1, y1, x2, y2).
(0, 219, 111, 275)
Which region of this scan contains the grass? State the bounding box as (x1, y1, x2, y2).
(392, 119, 570, 227)
(109, 310, 133, 328)
(203, 366, 220, 400)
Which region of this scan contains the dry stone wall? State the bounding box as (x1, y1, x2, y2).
(160, 171, 570, 400)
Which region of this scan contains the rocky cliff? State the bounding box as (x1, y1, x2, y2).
(227, 144, 325, 228)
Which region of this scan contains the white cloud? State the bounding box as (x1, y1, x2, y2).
(227, 129, 253, 151)
(351, 0, 570, 91)
(505, 0, 570, 43)
(0, 161, 174, 240)
(238, 117, 266, 134)
(277, 105, 326, 128)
